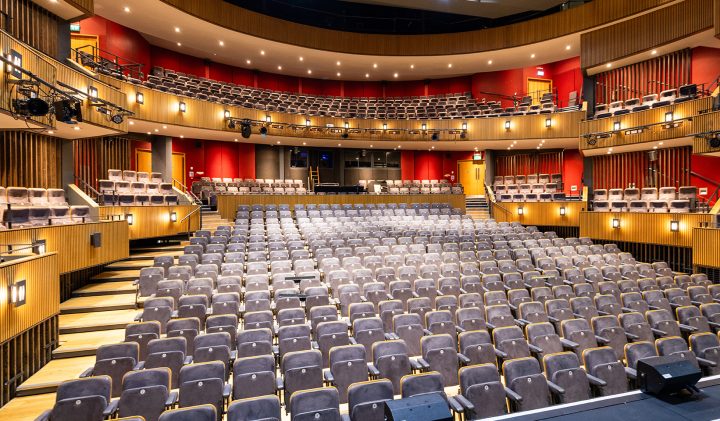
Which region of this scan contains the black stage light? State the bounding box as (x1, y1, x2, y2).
(259, 126, 268, 135)
(228, 120, 236, 129)
(12, 98, 49, 117)
(431, 133, 439, 141)
(709, 134, 720, 149)
(111, 114, 124, 124)
(341, 132, 349, 139)
(54, 100, 83, 123)
(241, 121, 252, 138)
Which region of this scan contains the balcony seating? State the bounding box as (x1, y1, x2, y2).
(593, 185, 702, 213)
(1, 186, 89, 229)
(100, 170, 179, 206)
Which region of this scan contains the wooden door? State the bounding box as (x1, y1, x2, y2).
(458, 160, 485, 196)
(135, 149, 152, 173)
(70, 34, 98, 61)
(527, 78, 552, 104)
(172, 153, 186, 189)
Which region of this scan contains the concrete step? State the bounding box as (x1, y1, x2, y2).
(91, 269, 140, 283)
(59, 309, 139, 334)
(72, 281, 136, 297)
(60, 295, 136, 314)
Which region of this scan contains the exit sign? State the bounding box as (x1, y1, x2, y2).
(70, 23, 81, 32)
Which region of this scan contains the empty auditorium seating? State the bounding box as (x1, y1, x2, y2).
(593, 186, 704, 213)
(0, 186, 90, 229)
(99, 170, 178, 206)
(589, 84, 698, 120)
(494, 173, 565, 202)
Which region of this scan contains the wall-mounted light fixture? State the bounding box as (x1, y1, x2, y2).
(383, 123, 388, 130)
(32, 239, 46, 255)
(545, 118, 552, 128)
(421, 123, 427, 131)
(612, 218, 620, 229)
(613, 121, 621, 131)
(305, 119, 311, 127)
(518, 206, 524, 216)
(665, 112, 674, 123)
(265, 115, 272, 123)
(9, 280, 26, 307)
(504, 120, 511, 130)
(462, 122, 468, 131)
(178, 101, 187, 113)
(136, 92, 144, 104)
(559, 206, 566, 216)
(344, 122, 349, 129)
(88, 86, 98, 99)
(224, 110, 231, 119)
(170, 211, 177, 223)
(670, 220, 679, 232)
(126, 213, 134, 225)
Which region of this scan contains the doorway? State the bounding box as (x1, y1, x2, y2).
(527, 78, 552, 105)
(70, 34, 98, 64)
(135, 149, 152, 173)
(458, 159, 486, 196)
(172, 153, 186, 189)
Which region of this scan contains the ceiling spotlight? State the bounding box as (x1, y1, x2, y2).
(124, 6, 130, 12)
(337, 72, 341, 77)
(12, 98, 49, 117)
(177, 42, 182, 47)
(448, 63, 453, 68)
(111, 114, 124, 124)
(299, 56, 304, 61)
(174, 27, 180, 33)
(365, 73, 370, 78)
(218, 40, 224, 46)
(373, 63, 378, 68)
(565, 45, 571, 50)
(606, 63, 612, 68)
(260, 50, 265, 55)
(307, 69, 312, 74)
(410, 64, 414, 69)
(651, 50, 657, 55)
(393, 73, 398, 78)
(531, 53, 536, 58)
(336, 61, 341, 66)
(246, 59, 251, 65)
(277, 65, 282, 70)
(487, 60, 493, 65)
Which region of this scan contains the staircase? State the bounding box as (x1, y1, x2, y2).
(466, 195, 491, 220)
(200, 207, 232, 230)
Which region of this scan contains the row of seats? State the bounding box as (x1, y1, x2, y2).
(497, 192, 568, 202)
(0, 186, 90, 229)
(109, 169, 164, 183)
(593, 186, 704, 213)
(494, 174, 562, 186)
(100, 170, 179, 206)
(39, 204, 719, 421)
(591, 85, 698, 119)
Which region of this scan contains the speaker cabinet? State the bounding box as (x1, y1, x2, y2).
(637, 355, 701, 395)
(90, 232, 102, 248)
(385, 393, 453, 421)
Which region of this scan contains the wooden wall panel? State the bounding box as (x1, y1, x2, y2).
(0, 0, 60, 57)
(692, 228, 720, 268)
(593, 50, 692, 104)
(581, 0, 713, 69)
(491, 201, 584, 227)
(74, 137, 132, 194)
(64, 0, 93, 16)
(579, 211, 713, 248)
(0, 221, 129, 274)
(494, 151, 564, 177)
(591, 146, 692, 190)
(217, 194, 466, 221)
(580, 98, 719, 150)
(693, 133, 720, 154)
(0, 253, 59, 344)
(98, 205, 201, 240)
(0, 131, 62, 188)
(161, 0, 673, 56)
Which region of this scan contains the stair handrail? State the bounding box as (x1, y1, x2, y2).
(179, 205, 203, 236)
(173, 178, 202, 205)
(485, 183, 512, 218)
(74, 175, 102, 200)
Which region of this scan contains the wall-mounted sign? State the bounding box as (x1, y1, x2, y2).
(473, 152, 483, 161)
(70, 23, 81, 32)
(571, 185, 578, 192)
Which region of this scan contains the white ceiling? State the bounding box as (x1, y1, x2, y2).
(93, 0, 580, 81)
(342, 0, 568, 18)
(33, 0, 87, 20)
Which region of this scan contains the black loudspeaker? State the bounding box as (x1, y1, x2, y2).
(709, 135, 720, 149)
(637, 355, 702, 396)
(385, 393, 452, 421)
(90, 232, 102, 248)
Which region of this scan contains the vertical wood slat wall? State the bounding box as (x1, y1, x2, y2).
(494, 151, 564, 177)
(0, 131, 62, 188)
(591, 146, 692, 190)
(0, 0, 60, 58)
(74, 137, 132, 193)
(594, 49, 691, 105)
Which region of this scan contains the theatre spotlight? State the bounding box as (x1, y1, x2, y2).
(53, 100, 83, 123)
(111, 114, 124, 124)
(709, 134, 720, 149)
(259, 126, 268, 135)
(228, 120, 236, 129)
(240, 120, 252, 138)
(431, 133, 439, 141)
(12, 98, 49, 117)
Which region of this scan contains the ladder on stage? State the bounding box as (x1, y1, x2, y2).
(308, 167, 320, 191)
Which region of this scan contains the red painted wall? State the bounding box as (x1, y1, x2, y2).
(691, 154, 720, 205)
(399, 150, 474, 181)
(691, 47, 720, 86)
(562, 149, 584, 196)
(171, 138, 255, 183)
(78, 16, 151, 72)
(400, 151, 415, 181)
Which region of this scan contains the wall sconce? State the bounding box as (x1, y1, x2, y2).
(178, 101, 187, 113)
(88, 86, 98, 99)
(383, 123, 388, 130)
(462, 122, 468, 131)
(9, 280, 26, 307)
(559, 206, 566, 216)
(126, 213, 134, 225)
(612, 218, 620, 229)
(344, 122, 349, 129)
(665, 111, 674, 123)
(224, 110, 231, 119)
(613, 121, 620, 131)
(32, 239, 46, 255)
(136, 92, 144, 104)
(504, 120, 511, 130)
(545, 118, 552, 128)
(266, 115, 272, 123)
(170, 211, 177, 223)
(421, 123, 427, 131)
(670, 220, 679, 232)
(305, 119, 311, 127)
(518, 206, 524, 216)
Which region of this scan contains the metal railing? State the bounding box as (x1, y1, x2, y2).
(484, 184, 512, 219)
(72, 45, 144, 80)
(179, 206, 203, 238)
(173, 178, 202, 205)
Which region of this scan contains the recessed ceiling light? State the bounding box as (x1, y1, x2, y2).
(410, 64, 414, 69)
(530, 53, 535, 58)
(566, 45, 571, 50)
(174, 27, 180, 33)
(365, 73, 370, 78)
(218, 40, 224, 46)
(338, 143, 341, 146)
(307, 69, 312, 74)
(162, 125, 167, 129)
(448, 63, 453, 68)
(246, 59, 251, 65)
(370, 145, 373, 147)
(303, 142, 306, 145)
(177, 42, 182, 46)
(606, 63, 612, 68)
(277, 65, 282, 70)
(124, 6, 130, 12)
(147, 131, 151, 135)
(393, 73, 398, 78)
(180, 135, 184, 138)
(397, 145, 401, 149)
(47, 130, 54, 134)
(299, 56, 304, 61)
(487, 60, 493, 65)
(260, 50, 265, 55)
(336, 61, 341, 66)
(129, 121, 134, 125)
(337, 72, 341, 77)
(276, 141, 280, 144)
(373, 63, 378, 68)
(154, 129, 159, 132)
(651, 50, 657, 55)
(234, 138, 238, 142)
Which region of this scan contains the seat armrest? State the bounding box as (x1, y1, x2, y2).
(528, 344, 543, 354)
(650, 327, 668, 337)
(134, 361, 145, 370)
(171, 310, 179, 318)
(183, 356, 193, 365)
(341, 415, 352, 421)
(625, 332, 639, 340)
(103, 399, 119, 417)
(349, 337, 357, 345)
(229, 350, 237, 360)
(587, 374, 607, 386)
(422, 329, 433, 336)
(417, 357, 430, 370)
(516, 318, 530, 327)
(223, 383, 231, 399)
(312, 341, 320, 350)
(276, 376, 284, 390)
(272, 345, 279, 356)
(494, 349, 508, 359)
(323, 368, 334, 384)
(548, 316, 559, 323)
(133, 313, 142, 322)
(79, 367, 93, 378)
(455, 326, 466, 333)
(409, 358, 422, 371)
(367, 363, 380, 377)
(458, 353, 471, 365)
(446, 395, 464, 414)
(486, 322, 496, 330)
(453, 394, 475, 412)
(708, 321, 720, 330)
(166, 390, 179, 407)
(625, 367, 638, 380)
(697, 357, 717, 367)
(595, 335, 610, 344)
(678, 323, 697, 333)
(35, 410, 51, 421)
(547, 380, 565, 395)
(560, 338, 579, 349)
(504, 387, 523, 402)
(384, 333, 399, 340)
